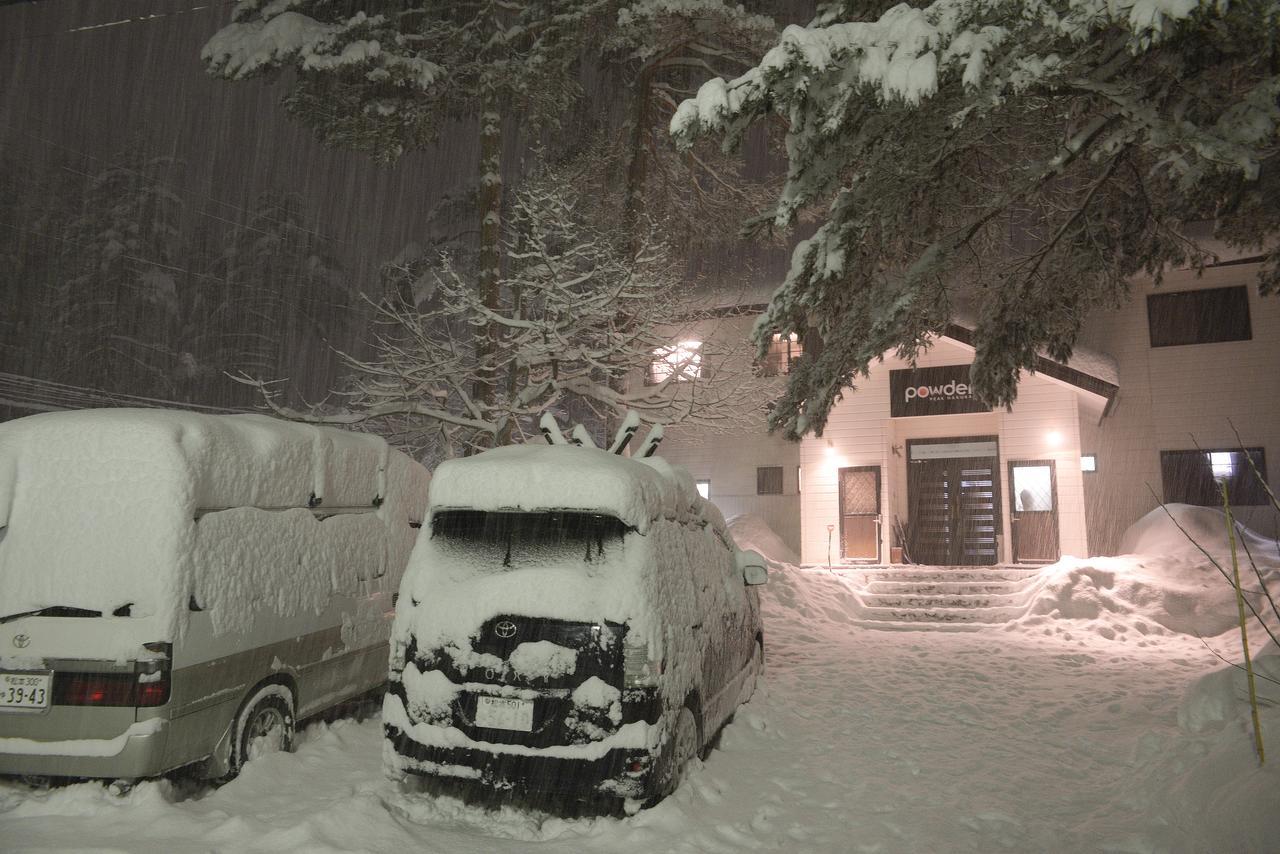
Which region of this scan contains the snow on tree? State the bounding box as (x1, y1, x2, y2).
(242, 180, 760, 459)
(672, 0, 1280, 438)
(595, 0, 781, 249)
(202, 1, 613, 423)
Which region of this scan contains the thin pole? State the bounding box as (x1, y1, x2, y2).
(1222, 481, 1265, 765)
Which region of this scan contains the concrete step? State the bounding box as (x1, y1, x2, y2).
(859, 605, 1026, 624)
(860, 592, 1024, 609)
(856, 569, 1041, 585)
(866, 580, 1029, 595)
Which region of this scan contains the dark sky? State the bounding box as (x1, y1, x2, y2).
(0, 1, 809, 292)
(0, 0, 479, 285)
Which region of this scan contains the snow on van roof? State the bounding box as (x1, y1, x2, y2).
(428, 443, 714, 533)
(0, 408, 423, 639)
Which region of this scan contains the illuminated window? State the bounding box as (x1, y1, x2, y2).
(757, 332, 803, 377)
(1080, 454, 1097, 473)
(648, 340, 702, 384)
(1208, 452, 1235, 481)
(695, 479, 710, 499)
(1160, 448, 1268, 506)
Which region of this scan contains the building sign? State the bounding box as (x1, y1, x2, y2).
(890, 364, 991, 418)
(909, 440, 998, 461)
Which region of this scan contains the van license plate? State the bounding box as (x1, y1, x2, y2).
(474, 695, 534, 732)
(1, 672, 52, 712)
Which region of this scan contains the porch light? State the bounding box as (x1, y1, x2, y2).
(1046, 430, 1064, 447)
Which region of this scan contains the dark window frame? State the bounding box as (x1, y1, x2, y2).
(1160, 447, 1269, 507)
(756, 466, 784, 495)
(1147, 286, 1252, 348)
(756, 333, 804, 378)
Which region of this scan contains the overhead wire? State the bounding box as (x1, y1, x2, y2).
(0, 371, 252, 414)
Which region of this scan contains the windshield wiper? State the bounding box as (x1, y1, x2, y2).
(0, 606, 102, 624)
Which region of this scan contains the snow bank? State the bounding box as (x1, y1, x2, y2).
(1021, 506, 1279, 639)
(1143, 644, 1280, 852)
(0, 409, 428, 641)
(726, 514, 799, 565)
(1119, 503, 1279, 563)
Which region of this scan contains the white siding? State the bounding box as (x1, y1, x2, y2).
(801, 338, 1090, 564)
(652, 314, 802, 553)
(654, 260, 1279, 563)
(1076, 262, 1280, 553)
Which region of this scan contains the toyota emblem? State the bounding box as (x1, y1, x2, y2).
(12, 633, 30, 649)
(494, 620, 517, 639)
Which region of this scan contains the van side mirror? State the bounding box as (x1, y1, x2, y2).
(735, 549, 768, 586)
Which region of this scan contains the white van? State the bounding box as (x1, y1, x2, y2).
(0, 409, 428, 782)
(384, 439, 766, 812)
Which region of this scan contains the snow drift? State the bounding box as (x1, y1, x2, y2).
(1022, 505, 1280, 638)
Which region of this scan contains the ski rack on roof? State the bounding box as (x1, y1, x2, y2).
(539, 411, 662, 458)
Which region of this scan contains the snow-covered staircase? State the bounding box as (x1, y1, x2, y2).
(837, 566, 1047, 629)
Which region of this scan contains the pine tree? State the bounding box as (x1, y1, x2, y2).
(203, 1, 612, 424)
(56, 154, 188, 398)
(673, 0, 1280, 438)
(602, 0, 780, 248)
(207, 190, 350, 403)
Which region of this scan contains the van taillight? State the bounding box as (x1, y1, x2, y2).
(53, 671, 170, 707)
(623, 638, 662, 688)
(136, 676, 170, 707)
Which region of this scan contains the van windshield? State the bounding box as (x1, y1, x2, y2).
(431, 510, 631, 568)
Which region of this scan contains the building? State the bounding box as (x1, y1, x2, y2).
(657, 255, 1280, 566)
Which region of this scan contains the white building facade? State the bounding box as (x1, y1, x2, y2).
(658, 257, 1280, 566)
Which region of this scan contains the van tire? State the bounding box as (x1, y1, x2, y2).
(230, 684, 295, 777)
(665, 706, 701, 796)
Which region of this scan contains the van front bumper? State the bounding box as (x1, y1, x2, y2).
(385, 724, 655, 801)
(0, 717, 169, 780)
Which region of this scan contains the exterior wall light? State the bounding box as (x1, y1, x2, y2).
(1046, 430, 1064, 447)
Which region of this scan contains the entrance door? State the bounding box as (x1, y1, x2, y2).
(838, 466, 880, 562)
(906, 438, 1001, 566)
(1009, 460, 1059, 563)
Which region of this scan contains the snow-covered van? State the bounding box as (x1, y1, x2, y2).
(0, 409, 428, 783)
(383, 441, 767, 811)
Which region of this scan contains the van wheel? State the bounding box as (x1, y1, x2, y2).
(669, 707, 700, 791)
(232, 687, 295, 775)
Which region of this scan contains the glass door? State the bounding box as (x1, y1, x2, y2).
(1009, 460, 1059, 563)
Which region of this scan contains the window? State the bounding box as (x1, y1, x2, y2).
(1147, 286, 1251, 347)
(695, 479, 710, 499)
(431, 510, 631, 569)
(1080, 454, 1097, 473)
(757, 466, 784, 495)
(1160, 448, 1269, 506)
(648, 340, 702, 384)
(757, 332, 803, 377)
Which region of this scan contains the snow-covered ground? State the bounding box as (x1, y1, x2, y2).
(3, 509, 1278, 853)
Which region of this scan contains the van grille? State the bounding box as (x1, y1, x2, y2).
(400, 616, 630, 748)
